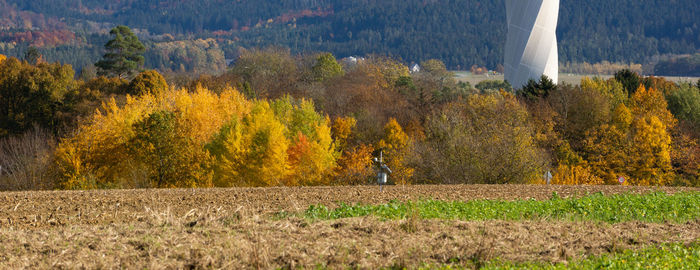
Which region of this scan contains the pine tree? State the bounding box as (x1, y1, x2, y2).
(95, 26, 146, 79)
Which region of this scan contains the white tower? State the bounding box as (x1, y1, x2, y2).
(504, 0, 559, 89)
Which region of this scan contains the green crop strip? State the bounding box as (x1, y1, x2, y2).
(293, 192, 700, 223)
(477, 242, 700, 269)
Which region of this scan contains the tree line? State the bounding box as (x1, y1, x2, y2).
(1, 41, 698, 190)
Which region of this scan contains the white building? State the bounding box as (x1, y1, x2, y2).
(504, 0, 559, 89)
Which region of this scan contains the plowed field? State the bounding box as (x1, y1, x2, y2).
(1, 185, 698, 269)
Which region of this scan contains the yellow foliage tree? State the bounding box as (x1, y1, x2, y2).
(580, 77, 627, 108)
(378, 118, 414, 184)
(0, 54, 6, 63)
(331, 116, 356, 152)
(611, 103, 632, 131)
(581, 124, 629, 184)
(549, 163, 604, 185)
(628, 85, 676, 185)
(631, 85, 676, 129)
(271, 97, 337, 185)
(628, 116, 673, 185)
(128, 70, 168, 96)
(207, 101, 288, 187)
(54, 87, 249, 189)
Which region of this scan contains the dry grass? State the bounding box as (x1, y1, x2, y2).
(0, 207, 698, 269)
(0, 185, 698, 268)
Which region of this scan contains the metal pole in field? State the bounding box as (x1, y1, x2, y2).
(375, 150, 391, 192)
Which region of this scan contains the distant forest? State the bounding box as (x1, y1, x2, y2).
(0, 0, 698, 73)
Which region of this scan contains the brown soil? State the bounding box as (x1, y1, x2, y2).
(1, 184, 696, 229)
(0, 185, 698, 268)
(1, 213, 698, 269)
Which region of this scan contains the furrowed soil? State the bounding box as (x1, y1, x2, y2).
(0, 185, 698, 269)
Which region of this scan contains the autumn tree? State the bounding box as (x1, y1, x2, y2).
(0, 57, 76, 137)
(128, 70, 168, 96)
(54, 87, 248, 189)
(580, 124, 629, 184)
(631, 85, 676, 130)
(415, 93, 547, 184)
(414, 59, 458, 103)
(581, 85, 677, 185)
(130, 111, 211, 188)
(320, 63, 415, 144)
(334, 144, 374, 185)
(331, 116, 356, 152)
(627, 86, 676, 185)
(378, 118, 414, 185)
(628, 116, 673, 185)
(548, 163, 604, 185)
(207, 101, 289, 187)
(95, 25, 146, 79)
(579, 77, 627, 109)
(366, 56, 411, 87)
(547, 83, 611, 151)
(229, 46, 298, 99)
(272, 97, 337, 186)
(670, 128, 700, 186)
(665, 83, 700, 185)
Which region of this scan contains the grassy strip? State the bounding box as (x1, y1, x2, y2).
(294, 192, 700, 223)
(480, 242, 700, 269)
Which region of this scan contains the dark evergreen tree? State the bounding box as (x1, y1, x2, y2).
(95, 26, 145, 79)
(24, 47, 42, 65)
(614, 69, 642, 97)
(517, 75, 556, 101)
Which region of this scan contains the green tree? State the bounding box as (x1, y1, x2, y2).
(312, 53, 344, 81)
(24, 47, 42, 65)
(614, 69, 642, 97)
(517, 75, 556, 100)
(475, 80, 513, 92)
(666, 83, 700, 131)
(95, 26, 146, 79)
(0, 57, 76, 137)
(130, 111, 179, 187)
(130, 111, 209, 188)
